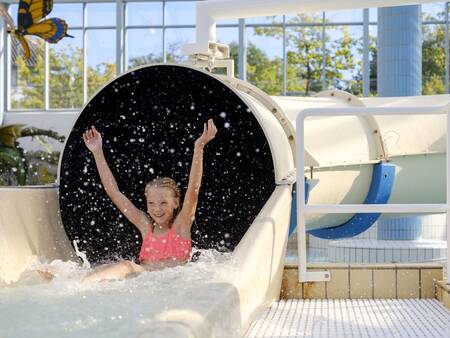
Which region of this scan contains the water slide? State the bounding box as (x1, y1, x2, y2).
(0, 65, 294, 337)
(1, 63, 448, 337)
(2, 1, 449, 337)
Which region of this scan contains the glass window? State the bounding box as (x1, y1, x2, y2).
(51, 3, 83, 28)
(369, 25, 377, 95)
(165, 1, 196, 25)
(216, 27, 239, 76)
(126, 2, 163, 26)
(369, 8, 377, 22)
(216, 18, 238, 25)
(247, 27, 283, 95)
(422, 23, 446, 94)
(325, 9, 363, 23)
(285, 12, 323, 23)
(7, 0, 448, 111)
(325, 26, 363, 96)
(49, 30, 83, 109)
(285, 23, 324, 95)
(216, 27, 239, 45)
(10, 38, 45, 109)
(87, 3, 116, 27)
(8, 3, 18, 23)
(126, 29, 163, 69)
(165, 28, 195, 62)
(86, 29, 116, 98)
(422, 2, 446, 21)
(246, 16, 283, 25)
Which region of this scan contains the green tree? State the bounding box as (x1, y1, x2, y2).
(128, 53, 163, 68)
(352, 36, 377, 96)
(128, 42, 185, 69)
(254, 14, 357, 96)
(229, 41, 283, 95)
(12, 41, 45, 109)
(49, 45, 83, 108)
(12, 45, 115, 109)
(422, 19, 447, 94)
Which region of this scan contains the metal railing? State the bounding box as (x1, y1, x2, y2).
(296, 105, 450, 283)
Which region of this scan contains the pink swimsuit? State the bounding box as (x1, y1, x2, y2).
(139, 226, 192, 263)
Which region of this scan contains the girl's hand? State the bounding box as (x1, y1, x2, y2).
(194, 119, 217, 149)
(82, 126, 103, 154)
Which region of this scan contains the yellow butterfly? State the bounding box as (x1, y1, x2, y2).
(0, 0, 73, 61)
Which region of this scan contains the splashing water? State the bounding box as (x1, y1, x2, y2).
(73, 240, 91, 269)
(0, 250, 235, 338)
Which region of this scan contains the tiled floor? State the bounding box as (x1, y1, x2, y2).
(245, 299, 450, 338)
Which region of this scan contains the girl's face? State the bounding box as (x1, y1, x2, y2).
(145, 187, 179, 226)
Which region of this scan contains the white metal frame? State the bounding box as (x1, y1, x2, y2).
(296, 105, 450, 283)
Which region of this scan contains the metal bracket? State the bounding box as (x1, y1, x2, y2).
(187, 42, 234, 77)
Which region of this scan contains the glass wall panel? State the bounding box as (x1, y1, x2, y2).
(126, 28, 163, 69)
(216, 27, 238, 45)
(369, 8, 377, 22)
(5, 0, 450, 111)
(246, 27, 283, 95)
(10, 38, 45, 109)
(325, 9, 363, 23)
(285, 23, 323, 95)
(87, 3, 116, 27)
(285, 12, 322, 22)
(126, 2, 163, 26)
(422, 23, 446, 94)
(165, 1, 196, 25)
(86, 29, 116, 98)
(369, 24, 377, 95)
(49, 30, 83, 109)
(325, 25, 363, 95)
(8, 4, 38, 109)
(216, 27, 239, 76)
(216, 18, 238, 25)
(165, 28, 195, 62)
(51, 3, 83, 27)
(246, 16, 283, 25)
(422, 2, 446, 21)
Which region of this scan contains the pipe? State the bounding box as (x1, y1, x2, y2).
(183, 0, 438, 55)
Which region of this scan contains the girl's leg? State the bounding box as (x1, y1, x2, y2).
(84, 260, 144, 282)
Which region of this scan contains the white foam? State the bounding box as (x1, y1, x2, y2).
(0, 250, 235, 338)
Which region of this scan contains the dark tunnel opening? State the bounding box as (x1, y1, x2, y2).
(59, 64, 276, 263)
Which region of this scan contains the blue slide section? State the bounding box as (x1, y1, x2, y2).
(289, 163, 395, 239)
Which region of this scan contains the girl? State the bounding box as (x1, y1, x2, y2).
(81, 119, 217, 281)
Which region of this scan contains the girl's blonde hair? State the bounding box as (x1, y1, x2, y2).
(145, 177, 181, 223)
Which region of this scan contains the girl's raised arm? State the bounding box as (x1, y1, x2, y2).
(83, 126, 150, 236)
(174, 119, 217, 238)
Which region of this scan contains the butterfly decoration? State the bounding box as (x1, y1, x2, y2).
(0, 0, 73, 62)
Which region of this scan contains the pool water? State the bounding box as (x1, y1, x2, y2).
(0, 250, 234, 338)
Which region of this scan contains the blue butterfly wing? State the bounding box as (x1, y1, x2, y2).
(26, 18, 72, 43)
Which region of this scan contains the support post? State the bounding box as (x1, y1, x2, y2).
(238, 18, 246, 81)
(296, 113, 330, 283)
(447, 113, 450, 283)
(0, 3, 6, 124)
(116, 0, 124, 75)
(363, 8, 370, 97)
